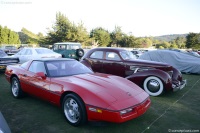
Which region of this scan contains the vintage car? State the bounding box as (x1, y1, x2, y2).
(80, 47, 186, 96)
(0, 49, 19, 70)
(53, 42, 84, 60)
(12, 47, 61, 63)
(5, 58, 150, 126)
(139, 50, 200, 74)
(0, 45, 19, 55)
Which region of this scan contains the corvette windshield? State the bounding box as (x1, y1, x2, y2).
(46, 60, 93, 77)
(120, 51, 136, 60)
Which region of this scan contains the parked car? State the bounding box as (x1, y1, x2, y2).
(5, 58, 151, 126)
(53, 42, 84, 60)
(0, 45, 19, 55)
(139, 49, 200, 74)
(12, 47, 62, 63)
(80, 47, 186, 96)
(131, 50, 143, 58)
(0, 49, 19, 70)
(0, 111, 11, 133)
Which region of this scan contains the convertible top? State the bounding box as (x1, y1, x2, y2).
(139, 50, 200, 74)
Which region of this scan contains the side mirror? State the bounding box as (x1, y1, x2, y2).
(36, 72, 46, 79)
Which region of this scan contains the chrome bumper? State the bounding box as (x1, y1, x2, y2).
(172, 80, 187, 92)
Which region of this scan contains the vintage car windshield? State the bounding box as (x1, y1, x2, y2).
(120, 51, 137, 60)
(46, 60, 93, 77)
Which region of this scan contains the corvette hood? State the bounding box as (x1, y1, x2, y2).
(55, 73, 145, 103)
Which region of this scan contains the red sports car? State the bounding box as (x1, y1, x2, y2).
(5, 58, 151, 126)
(80, 47, 186, 96)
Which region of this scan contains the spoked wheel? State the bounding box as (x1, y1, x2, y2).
(11, 77, 24, 98)
(143, 76, 164, 96)
(62, 93, 87, 126)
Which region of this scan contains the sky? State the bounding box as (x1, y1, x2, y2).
(0, 0, 200, 37)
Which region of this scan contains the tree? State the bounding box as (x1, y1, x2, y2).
(18, 28, 39, 45)
(110, 26, 124, 47)
(44, 12, 90, 46)
(120, 35, 137, 47)
(186, 33, 200, 49)
(90, 27, 111, 47)
(0, 26, 9, 44)
(175, 37, 186, 48)
(0, 25, 20, 45)
(155, 41, 171, 49)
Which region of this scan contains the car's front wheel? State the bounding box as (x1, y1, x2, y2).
(62, 93, 87, 126)
(11, 77, 24, 98)
(143, 76, 164, 96)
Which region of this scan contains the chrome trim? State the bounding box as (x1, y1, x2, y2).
(172, 80, 187, 92)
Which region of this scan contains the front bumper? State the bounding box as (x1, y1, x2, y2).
(86, 97, 151, 123)
(172, 79, 187, 92)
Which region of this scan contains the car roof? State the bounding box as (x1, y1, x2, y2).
(23, 47, 48, 49)
(54, 42, 81, 45)
(92, 47, 126, 52)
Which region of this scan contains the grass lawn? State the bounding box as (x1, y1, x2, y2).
(0, 72, 200, 133)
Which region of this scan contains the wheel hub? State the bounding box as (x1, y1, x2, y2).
(147, 79, 160, 92)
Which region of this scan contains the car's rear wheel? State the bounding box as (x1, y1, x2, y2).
(143, 76, 164, 96)
(11, 77, 24, 98)
(62, 93, 87, 126)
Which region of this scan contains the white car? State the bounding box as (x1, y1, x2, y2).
(13, 47, 62, 63)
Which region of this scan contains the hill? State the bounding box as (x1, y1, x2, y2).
(153, 34, 188, 42)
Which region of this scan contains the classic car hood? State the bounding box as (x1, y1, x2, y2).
(54, 73, 144, 102)
(125, 59, 172, 70)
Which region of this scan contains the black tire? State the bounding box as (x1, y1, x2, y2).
(76, 49, 84, 57)
(62, 93, 87, 126)
(143, 76, 164, 96)
(11, 77, 24, 98)
(62, 54, 65, 58)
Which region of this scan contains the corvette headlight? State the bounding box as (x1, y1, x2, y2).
(89, 107, 102, 113)
(120, 108, 133, 115)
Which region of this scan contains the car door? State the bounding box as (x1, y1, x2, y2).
(87, 51, 104, 73)
(102, 52, 126, 77)
(21, 61, 51, 100)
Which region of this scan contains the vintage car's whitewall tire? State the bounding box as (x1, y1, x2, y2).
(143, 76, 164, 96)
(11, 77, 24, 98)
(62, 93, 87, 126)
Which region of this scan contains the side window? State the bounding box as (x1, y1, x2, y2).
(90, 51, 103, 59)
(106, 52, 121, 61)
(16, 49, 26, 55)
(58, 45, 66, 50)
(29, 61, 47, 74)
(24, 49, 32, 55)
(70, 45, 79, 49)
(53, 45, 58, 50)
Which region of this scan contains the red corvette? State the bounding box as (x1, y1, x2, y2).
(5, 58, 151, 126)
